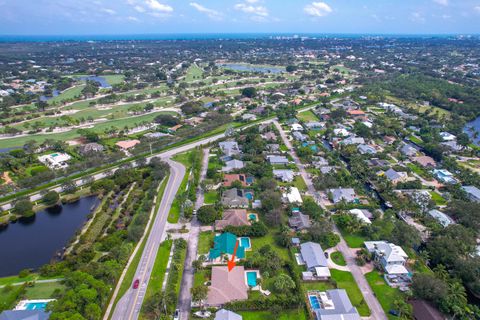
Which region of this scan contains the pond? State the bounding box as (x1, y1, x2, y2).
(77, 76, 112, 88)
(464, 115, 480, 146)
(0, 195, 99, 277)
(217, 63, 285, 74)
(39, 89, 60, 102)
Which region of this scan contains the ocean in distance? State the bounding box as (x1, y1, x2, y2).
(0, 33, 470, 42)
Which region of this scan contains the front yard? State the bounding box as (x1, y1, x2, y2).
(365, 270, 404, 320)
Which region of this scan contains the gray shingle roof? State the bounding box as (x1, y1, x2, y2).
(300, 242, 327, 270)
(314, 289, 361, 320)
(0, 311, 51, 320)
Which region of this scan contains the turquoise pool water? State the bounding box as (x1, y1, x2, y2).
(248, 214, 257, 221)
(246, 271, 257, 286)
(25, 302, 48, 310)
(239, 237, 251, 249)
(309, 295, 320, 309)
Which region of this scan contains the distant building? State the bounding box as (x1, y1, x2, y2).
(288, 210, 311, 231)
(349, 209, 372, 224)
(364, 241, 409, 275)
(38, 152, 71, 169)
(329, 188, 356, 204)
(462, 185, 480, 202)
(309, 289, 360, 320)
(215, 309, 242, 320)
(215, 209, 250, 230)
(222, 160, 245, 173)
(433, 169, 457, 184)
(206, 266, 248, 306)
(300, 242, 330, 280)
(384, 168, 408, 184)
(413, 156, 436, 168)
(273, 169, 295, 182)
(266, 155, 289, 165)
(400, 144, 417, 157)
(79, 142, 104, 155)
(357, 144, 377, 155)
(0, 310, 50, 320)
(439, 132, 456, 142)
(282, 187, 303, 204)
(428, 209, 454, 228)
(116, 139, 140, 150)
(219, 141, 241, 157)
(221, 188, 249, 208)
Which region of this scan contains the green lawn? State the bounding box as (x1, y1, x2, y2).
(142, 240, 172, 308)
(408, 135, 424, 146)
(297, 110, 318, 122)
(0, 285, 25, 312)
(24, 281, 65, 299)
(185, 64, 204, 82)
(198, 231, 215, 255)
(293, 176, 308, 192)
(342, 234, 367, 248)
(429, 191, 447, 206)
(250, 231, 290, 261)
(204, 191, 218, 204)
(365, 270, 404, 320)
(168, 152, 193, 223)
(331, 251, 347, 266)
(406, 163, 431, 180)
(48, 85, 85, 105)
(239, 309, 308, 320)
(302, 270, 370, 316)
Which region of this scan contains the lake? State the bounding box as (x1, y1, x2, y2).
(218, 63, 285, 74)
(77, 76, 112, 88)
(464, 116, 480, 146)
(0, 196, 99, 277)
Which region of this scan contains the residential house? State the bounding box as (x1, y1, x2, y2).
(312, 156, 329, 168)
(215, 209, 250, 230)
(333, 128, 350, 137)
(79, 142, 104, 155)
(367, 159, 390, 167)
(288, 210, 311, 231)
(462, 185, 480, 202)
(413, 156, 436, 168)
(267, 155, 289, 165)
(384, 168, 409, 184)
(261, 131, 277, 141)
(441, 140, 463, 152)
(222, 160, 245, 173)
(310, 289, 361, 320)
(221, 188, 249, 208)
(292, 131, 307, 142)
(428, 209, 454, 227)
(300, 242, 331, 280)
(242, 113, 256, 121)
(304, 121, 324, 130)
(349, 209, 372, 224)
(282, 187, 303, 204)
(116, 139, 140, 150)
(329, 188, 356, 204)
(208, 232, 246, 261)
(357, 144, 377, 155)
(440, 132, 456, 142)
(347, 109, 366, 120)
(223, 174, 249, 187)
(215, 309, 243, 320)
(400, 144, 418, 157)
(0, 310, 51, 320)
(341, 136, 365, 145)
(38, 152, 72, 169)
(291, 123, 304, 131)
(433, 169, 457, 184)
(219, 141, 241, 157)
(273, 169, 295, 182)
(266, 144, 280, 153)
(206, 266, 248, 306)
(364, 241, 409, 275)
(383, 136, 397, 145)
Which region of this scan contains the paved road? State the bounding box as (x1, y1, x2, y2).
(110, 159, 186, 320)
(177, 148, 210, 320)
(274, 120, 387, 320)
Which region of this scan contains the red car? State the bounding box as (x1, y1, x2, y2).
(133, 279, 140, 289)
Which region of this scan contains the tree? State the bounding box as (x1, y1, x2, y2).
(412, 273, 448, 302)
(272, 273, 296, 292)
(77, 129, 100, 142)
(43, 190, 60, 207)
(197, 205, 219, 225)
(286, 65, 297, 72)
(13, 199, 34, 217)
(392, 299, 413, 319)
(190, 285, 208, 307)
(154, 114, 180, 127)
(241, 87, 256, 98)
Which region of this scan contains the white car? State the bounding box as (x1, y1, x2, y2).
(173, 309, 179, 320)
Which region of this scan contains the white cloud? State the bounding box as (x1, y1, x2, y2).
(304, 2, 332, 17)
(144, 0, 173, 13)
(245, 0, 259, 3)
(410, 11, 426, 23)
(475, 6, 480, 13)
(100, 8, 116, 15)
(127, 16, 139, 21)
(190, 2, 222, 19)
(234, 2, 268, 17)
(433, 0, 448, 6)
(134, 5, 146, 13)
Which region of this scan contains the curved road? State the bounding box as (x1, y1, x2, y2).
(110, 158, 185, 320)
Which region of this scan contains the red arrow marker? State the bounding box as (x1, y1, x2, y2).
(227, 240, 239, 272)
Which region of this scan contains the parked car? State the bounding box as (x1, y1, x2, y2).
(133, 279, 140, 289)
(389, 309, 400, 317)
(173, 309, 180, 320)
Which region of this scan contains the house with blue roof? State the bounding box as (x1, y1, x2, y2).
(209, 232, 246, 262)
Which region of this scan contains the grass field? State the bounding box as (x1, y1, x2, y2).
(239, 309, 308, 320)
(168, 152, 194, 223)
(24, 281, 65, 299)
(297, 110, 318, 122)
(331, 251, 347, 266)
(48, 85, 85, 105)
(197, 231, 214, 255)
(1, 111, 177, 148)
(141, 240, 172, 311)
(429, 191, 447, 206)
(365, 270, 404, 319)
(203, 191, 218, 204)
(185, 64, 204, 82)
(250, 231, 290, 261)
(293, 175, 308, 192)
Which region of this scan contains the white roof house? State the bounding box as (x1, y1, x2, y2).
(440, 132, 456, 142)
(38, 152, 72, 169)
(273, 169, 295, 182)
(364, 241, 409, 275)
(215, 309, 242, 320)
(291, 123, 304, 131)
(428, 209, 455, 227)
(462, 186, 480, 202)
(283, 187, 303, 204)
(349, 209, 372, 224)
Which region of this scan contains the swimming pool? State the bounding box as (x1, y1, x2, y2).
(309, 295, 321, 309)
(25, 302, 48, 310)
(239, 237, 251, 249)
(246, 271, 258, 287)
(248, 213, 258, 221)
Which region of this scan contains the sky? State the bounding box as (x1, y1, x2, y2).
(0, 0, 480, 35)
